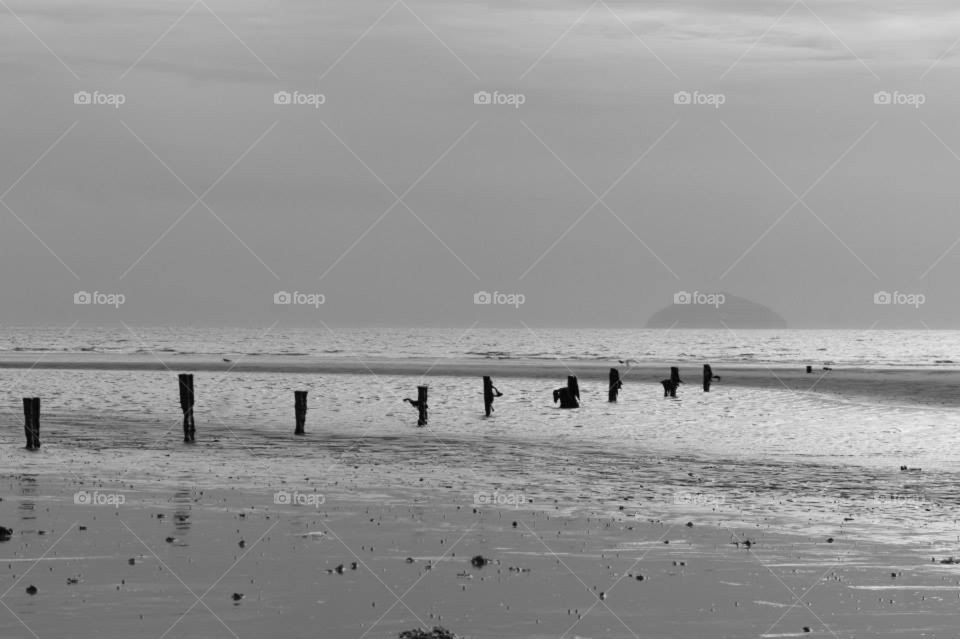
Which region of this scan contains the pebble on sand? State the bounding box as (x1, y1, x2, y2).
(398, 627, 458, 639)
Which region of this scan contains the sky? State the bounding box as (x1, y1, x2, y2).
(2, 0, 960, 328)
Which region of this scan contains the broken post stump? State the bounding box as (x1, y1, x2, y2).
(482, 376, 502, 417)
(608, 368, 622, 402)
(660, 379, 678, 397)
(553, 376, 580, 409)
(660, 366, 682, 397)
(178, 374, 195, 443)
(22, 397, 39, 449)
(806, 365, 813, 374)
(703, 364, 713, 392)
(670, 367, 682, 387)
(294, 390, 308, 435)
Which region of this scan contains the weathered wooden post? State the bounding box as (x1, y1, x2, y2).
(806, 365, 813, 374)
(403, 387, 428, 426)
(22, 398, 32, 449)
(416, 386, 427, 426)
(22, 398, 39, 449)
(483, 376, 502, 417)
(178, 374, 195, 443)
(703, 364, 713, 392)
(608, 368, 622, 402)
(294, 390, 308, 435)
(553, 376, 580, 408)
(660, 367, 682, 398)
(568, 376, 580, 403)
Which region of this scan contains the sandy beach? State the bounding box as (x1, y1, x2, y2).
(4, 355, 960, 636)
(4, 477, 960, 638)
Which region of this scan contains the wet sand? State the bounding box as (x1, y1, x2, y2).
(3, 479, 960, 638)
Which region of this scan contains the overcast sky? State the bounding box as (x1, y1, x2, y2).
(2, 0, 960, 328)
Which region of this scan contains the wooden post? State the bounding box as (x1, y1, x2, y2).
(670, 367, 681, 387)
(806, 365, 813, 374)
(294, 390, 308, 435)
(660, 379, 677, 397)
(553, 377, 579, 409)
(22, 397, 39, 450)
(482, 376, 502, 417)
(403, 386, 429, 426)
(703, 364, 712, 392)
(416, 386, 428, 426)
(608, 368, 622, 402)
(178, 374, 195, 443)
(31, 398, 40, 449)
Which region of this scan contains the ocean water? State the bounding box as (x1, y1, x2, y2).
(2, 326, 960, 367)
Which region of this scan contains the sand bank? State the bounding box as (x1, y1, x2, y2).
(2, 353, 959, 406)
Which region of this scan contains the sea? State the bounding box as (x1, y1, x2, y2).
(2, 326, 960, 368)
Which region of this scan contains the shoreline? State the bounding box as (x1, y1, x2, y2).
(3, 354, 960, 406)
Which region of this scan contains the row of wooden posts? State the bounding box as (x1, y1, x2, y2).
(17, 365, 736, 448)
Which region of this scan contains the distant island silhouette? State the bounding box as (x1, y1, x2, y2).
(646, 292, 787, 329)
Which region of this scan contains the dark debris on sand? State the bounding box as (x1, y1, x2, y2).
(399, 627, 458, 639)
